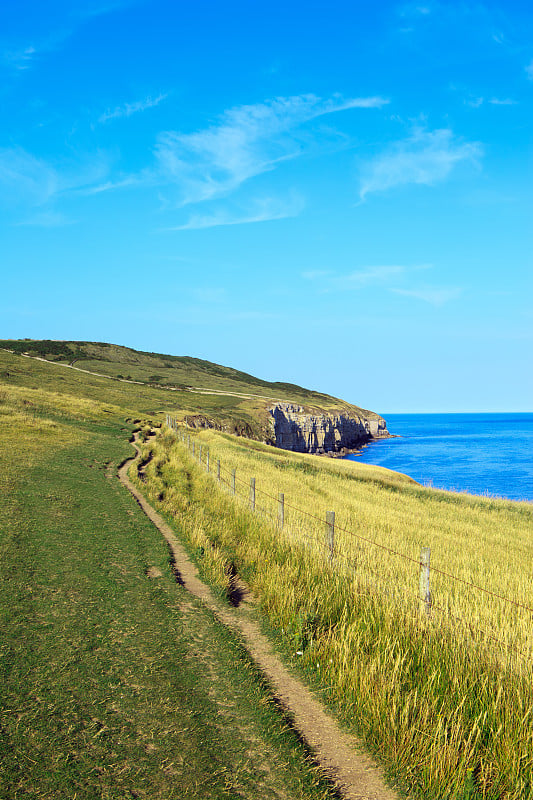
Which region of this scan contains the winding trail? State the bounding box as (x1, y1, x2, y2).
(11, 351, 286, 402)
(118, 435, 401, 800)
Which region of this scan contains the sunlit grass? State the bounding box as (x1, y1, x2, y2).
(135, 424, 533, 799)
(179, 427, 533, 662)
(0, 384, 337, 800)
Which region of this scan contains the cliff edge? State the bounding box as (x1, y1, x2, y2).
(269, 403, 389, 455)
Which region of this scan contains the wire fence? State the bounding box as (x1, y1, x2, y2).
(164, 416, 533, 664)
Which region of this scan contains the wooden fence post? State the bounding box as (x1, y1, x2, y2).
(232, 469, 236, 496)
(419, 547, 431, 616)
(199, 444, 202, 464)
(187, 435, 190, 449)
(206, 449, 210, 473)
(192, 442, 195, 456)
(278, 492, 284, 529)
(250, 477, 256, 511)
(217, 459, 221, 482)
(325, 511, 335, 565)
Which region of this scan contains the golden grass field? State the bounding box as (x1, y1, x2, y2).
(135, 422, 533, 799)
(3, 345, 532, 799)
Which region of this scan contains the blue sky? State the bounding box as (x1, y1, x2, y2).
(1, 0, 532, 412)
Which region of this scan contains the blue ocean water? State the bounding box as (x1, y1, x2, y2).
(344, 413, 533, 503)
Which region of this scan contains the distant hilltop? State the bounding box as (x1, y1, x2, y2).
(0, 338, 388, 454)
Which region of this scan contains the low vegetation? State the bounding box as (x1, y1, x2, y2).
(0, 338, 361, 413)
(0, 364, 337, 799)
(133, 424, 533, 799)
(2, 343, 532, 799)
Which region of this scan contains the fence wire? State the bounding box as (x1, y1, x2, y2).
(164, 420, 533, 663)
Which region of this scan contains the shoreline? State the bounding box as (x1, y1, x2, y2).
(316, 432, 400, 460)
(337, 419, 532, 504)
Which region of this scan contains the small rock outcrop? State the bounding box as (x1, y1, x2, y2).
(269, 403, 388, 454)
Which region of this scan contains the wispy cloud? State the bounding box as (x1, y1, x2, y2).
(340, 265, 410, 287)
(0, 146, 109, 218)
(2, 2, 135, 73)
(359, 126, 481, 201)
(155, 93, 389, 206)
(466, 96, 517, 107)
(465, 96, 484, 108)
(2, 45, 37, 70)
(526, 60, 533, 80)
(98, 93, 168, 123)
(0, 148, 58, 206)
(399, 3, 434, 17)
(1, 27, 73, 72)
(169, 194, 304, 231)
(80, 175, 144, 195)
(301, 266, 462, 307)
(391, 286, 462, 305)
(302, 264, 431, 290)
(489, 97, 517, 105)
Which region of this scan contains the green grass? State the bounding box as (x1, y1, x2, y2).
(4, 343, 532, 799)
(134, 425, 533, 800)
(0, 382, 336, 799)
(0, 338, 380, 417)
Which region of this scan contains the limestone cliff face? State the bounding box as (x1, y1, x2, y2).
(269, 403, 388, 454)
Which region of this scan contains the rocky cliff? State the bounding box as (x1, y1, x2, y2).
(269, 403, 389, 454)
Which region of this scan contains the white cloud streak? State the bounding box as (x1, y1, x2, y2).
(301, 265, 462, 307)
(169, 194, 305, 231)
(99, 93, 168, 123)
(359, 126, 482, 200)
(489, 97, 517, 105)
(525, 60, 533, 80)
(2, 2, 136, 73)
(466, 96, 517, 107)
(465, 96, 484, 108)
(2, 45, 37, 70)
(302, 264, 432, 290)
(340, 265, 409, 286)
(0, 148, 58, 206)
(391, 287, 462, 305)
(0, 146, 109, 216)
(399, 3, 434, 17)
(155, 93, 389, 206)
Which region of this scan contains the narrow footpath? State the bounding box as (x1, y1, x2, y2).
(118, 436, 401, 800)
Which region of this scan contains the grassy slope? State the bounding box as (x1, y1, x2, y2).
(0, 357, 335, 799)
(4, 347, 532, 799)
(0, 338, 380, 418)
(135, 425, 533, 800)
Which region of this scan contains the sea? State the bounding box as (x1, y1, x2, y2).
(343, 413, 533, 503)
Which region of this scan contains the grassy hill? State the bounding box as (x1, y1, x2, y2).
(0, 339, 385, 447)
(0, 338, 374, 414)
(0, 348, 336, 800)
(2, 343, 532, 799)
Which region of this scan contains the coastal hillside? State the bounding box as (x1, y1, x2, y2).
(0, 339, 388, 451)
(1, 344, 532, 799)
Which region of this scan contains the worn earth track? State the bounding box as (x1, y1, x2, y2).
(118, 436, 401, 800)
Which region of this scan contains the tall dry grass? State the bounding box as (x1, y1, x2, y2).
(135, 424, 533, 799)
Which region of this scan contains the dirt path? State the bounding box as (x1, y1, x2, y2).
(11, 351, 284, 402)
(118, 437, 401, 800)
